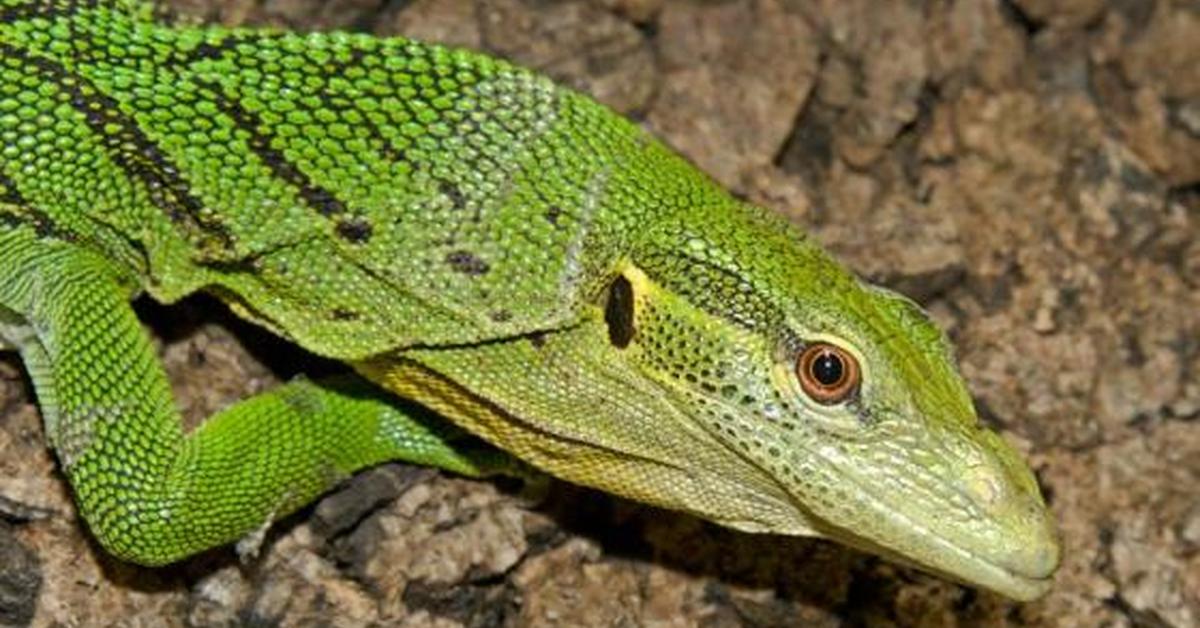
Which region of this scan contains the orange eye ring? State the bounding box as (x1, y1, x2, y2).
(796, 343, 860, 404)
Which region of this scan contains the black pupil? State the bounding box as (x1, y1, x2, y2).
(811, 351, 844, 387)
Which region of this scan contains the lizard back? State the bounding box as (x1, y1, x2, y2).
(0, 0, 695, 358)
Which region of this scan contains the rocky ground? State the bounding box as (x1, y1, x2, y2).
(1, 0, 1198, 626)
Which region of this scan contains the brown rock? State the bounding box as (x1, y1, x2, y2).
(478, 0, 656, 115)
(646, 0, 818, 188)
(591, 0, 663, 24)
(808, 0, 931, 168)
(382, 0, 483, 50)
(1093, 3, 1200, 185)
(1009, 0, 1108, 30)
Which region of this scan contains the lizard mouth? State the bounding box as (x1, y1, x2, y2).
(809, 464, 1059, 601)
(826, 510, 1055, 601)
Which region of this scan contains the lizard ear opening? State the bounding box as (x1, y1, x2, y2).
(605, 274, 636, 349)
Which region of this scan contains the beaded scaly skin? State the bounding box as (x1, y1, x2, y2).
(0, 0, 1059, 600)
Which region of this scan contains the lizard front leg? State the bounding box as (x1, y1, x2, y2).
(0, 227, 513, 565)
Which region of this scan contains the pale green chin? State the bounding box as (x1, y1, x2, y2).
(806, 474, 1059, 601)
(851, 533, 1055, 601)
(837, 528, 1056, 601)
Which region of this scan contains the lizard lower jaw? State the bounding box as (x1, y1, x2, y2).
(996, 531, 1060, 583)
(808, 470, 1060, 601)
(820, 505, 1057, 601)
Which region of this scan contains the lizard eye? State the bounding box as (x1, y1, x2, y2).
(796, 343, 860, 404)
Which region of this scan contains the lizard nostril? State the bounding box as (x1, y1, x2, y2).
(964, 466, 1003, 509)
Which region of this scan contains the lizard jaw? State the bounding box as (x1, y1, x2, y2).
(808, 463, 1060, 601)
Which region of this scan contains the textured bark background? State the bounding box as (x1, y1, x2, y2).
(1, 0, 1198, 626)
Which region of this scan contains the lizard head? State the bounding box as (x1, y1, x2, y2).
(374, 198, 1059, 601)
(605, 205, 1061, 600)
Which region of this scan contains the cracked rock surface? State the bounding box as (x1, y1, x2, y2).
(1, 0, 1196, 626)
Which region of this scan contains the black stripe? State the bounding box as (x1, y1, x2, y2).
(168, 32, 294, 68)
(321, 91, 409, 165)
(0, 42, 233, 249)
(178, 37, 409, 168)
(195, 79, 348, 217)
(315, 64, 411, 167)
(0, 0, 99, 25)
(167, 33, 252, 67)
(0, 171, 22, 205)
(0, 171, 73, 239)
(359, 113, 409, 164)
